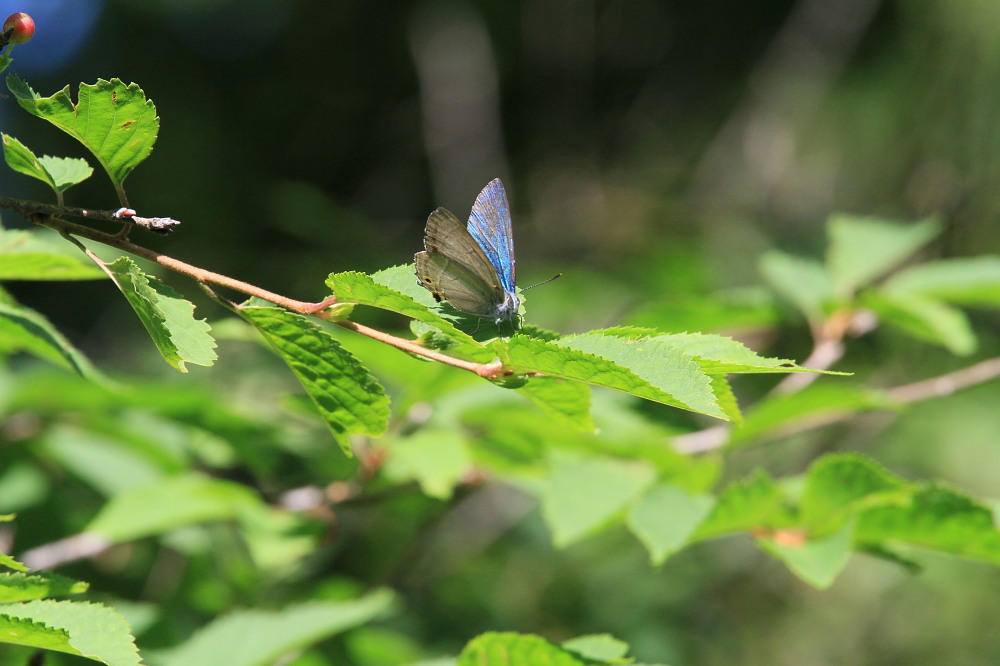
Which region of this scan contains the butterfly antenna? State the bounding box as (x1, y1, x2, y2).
(521, 273, 563, 292)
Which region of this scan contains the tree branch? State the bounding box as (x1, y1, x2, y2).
(674, 356, 1000, 454)
(3, 201, 505, 379)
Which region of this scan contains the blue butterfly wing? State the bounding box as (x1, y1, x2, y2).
(466, 178, 516, 293)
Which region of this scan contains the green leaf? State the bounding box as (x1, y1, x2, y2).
(516, 376, 593, 430)
(759, 251, 835, 319)
(0, 572, 89, 603)
(153, 591, 396, 666)
(0, 226, 108, 280)
(383, 429, 471, 500)
(882, 256, 1000, 307)
(0, 599, 141, 665)
(39, 155, 94, 192)
(857, 484, 1000, 564)
(511, 333, 725, 419)
(458, 633, 587, 666)
(641, 331, 803, 375)
(2, 133, 54, 189)
(826, 214, 940, 295)
(539, 454, 657, 547)
(85, 474, 263, 542)
(692, 470, 791, 540)
(0, 550, 28, 573)
(709, 374, 743, 425)
(2, 133, 92, 195)
(864, 290, 976, 355)
(0, 613, 74, 657)
(799, 453, 912, 533)
(329, 268, 486, 353)
(730, 385, 898, 448)
(106, 257, 217, 371)
(626, 483, 715, 565)
(238, 306, 390, 452)
(0, 301, 107, 382)
(760, 520, 855, 589)
(561, 634, 630, 663)
(7, 75, 159, 190)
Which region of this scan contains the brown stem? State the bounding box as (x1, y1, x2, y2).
(330, 319, 504, 378)
(887, 357, 1000, 403)
(675, 356, 1000, 454)
(14, 207, 504, 378)
(34, 214, 319, 312)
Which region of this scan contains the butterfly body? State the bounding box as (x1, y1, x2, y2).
(415, 179, 520, 326)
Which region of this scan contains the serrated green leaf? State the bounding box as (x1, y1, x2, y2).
(1, 599, 141, 665)
(329, 268, 488, 355)
(539, 454, 656, 547)
(709, 375, 742, 425)
(0, 301, 107, 382)
(692, 470, 791, 540)
(647, 331, 805, 375)
(238, 306, 389, 452)
(883, 256, 1000, 307)
(626, 483, 715, 565)
(730, 385, 898, 448)
(864, 289, 976, 355)
(7, 75, 159, 189)
(459, 632, 587, 666)
(0, 226, 108, 280)
(760, 519, 855, 589)
(106, 257, 216, 372)
(516, 376, 593, 430)
(499, 335, 725, 419)
(0, 572, 89, 603)
(85, 474, 262, 542)
(0, 613, 74, 656)
(0, 550, 28, 573)
(383, 429, 471, 500)
(759, 251, 835, 319)
(154, 591, 396, 666)
(857, 484, 1000, 564)
(826, 214, 940, 295)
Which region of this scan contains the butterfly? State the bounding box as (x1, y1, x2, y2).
(415, 178, 520, 327)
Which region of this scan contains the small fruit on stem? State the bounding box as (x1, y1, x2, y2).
(3, 13, 35, 45)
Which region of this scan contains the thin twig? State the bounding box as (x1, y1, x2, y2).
(10, 206, 504, 378)
(675, 356, 1000, 454)
(887, 357, 1000, 403)
(0, 197, 181, 235)
(331, 319, 504, 378)
(33, 214, 319, 312)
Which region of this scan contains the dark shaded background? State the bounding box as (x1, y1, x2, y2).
(7, 0, 998, 344)
(5, 1, 1000, 663)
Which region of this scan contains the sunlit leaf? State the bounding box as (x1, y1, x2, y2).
(0, 600, 141, 666)
(106, 257, 217, 372)
(7, 75, 158, 190)
(238, 306, 390, 452)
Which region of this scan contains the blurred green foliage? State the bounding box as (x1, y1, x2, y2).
(4, 0, 1000, 664)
